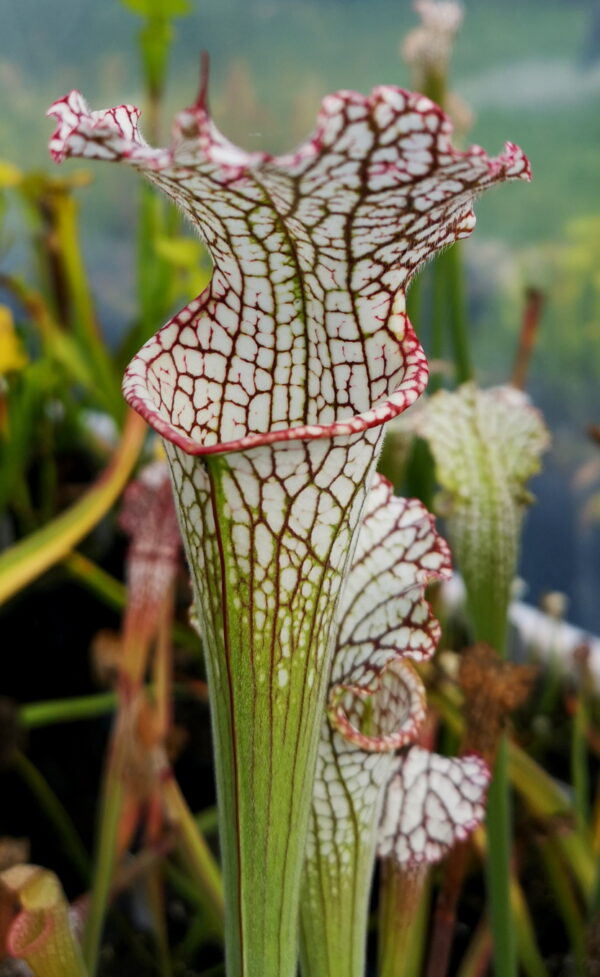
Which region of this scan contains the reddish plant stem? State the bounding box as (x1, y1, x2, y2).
(378, 861, 429, 977)
(425, 840, 472, 977)
(457, 916, 492, 977)
(511, 288, 544, 391)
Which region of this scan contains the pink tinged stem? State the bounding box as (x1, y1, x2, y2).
(118, 461, 182, 686)
(47, 82, 529, 977)
(83, 462, 181, 973)
(378, 860, 430, 977)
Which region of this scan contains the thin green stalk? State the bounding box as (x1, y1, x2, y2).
(406, 270, 423, 335)
(511, 873, 549, 977)
(456, 917, 491, 977)
(423, 68, 447, 110)
(166, 858, 222, 958)
(137, 188, 174, 331)
(19, 684, 205, 731)
(460, 487, 514, 977)
(54, 193, 123, 420)
(145, 865, 173, 977)
(162, 777, 224, 935)
(458, 861, 574, 977)
(166, 861, 210, 911)
(404, 436, 436, 511)
(444, 243, 473, 384)
(508, 743, 594, 899)
(537, 837, 586, 975)
(20, 692, 117, 728)
(175, 905, 212, 960)
(429, 257, 447, 395)
(572, 696, 591, 837)
(467, 566, 514, 977)
(62, 551, 126, 608)
(82, 753, 125, 974)
(62, 551, 199, 653)
(485, 736, 516, 977)
(13, 750, 90, 882)
(196, 805, 219, 835)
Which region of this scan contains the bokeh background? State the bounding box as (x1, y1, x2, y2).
(2, 0, 600, 631)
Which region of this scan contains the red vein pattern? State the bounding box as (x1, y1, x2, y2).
(301, 475, 451, 976)
(118, 460, 181, 686)
(328, 474, 451, 750)
(378, 747, 490, 867)
(48, 85, 527, 977)
(305, 474, 450, 856)
(48, 86, 529, 456)
(119, 461, 181, 617)
(166, 424, 386, 977)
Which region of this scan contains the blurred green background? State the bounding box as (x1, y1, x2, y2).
(1, 0, 600, 629)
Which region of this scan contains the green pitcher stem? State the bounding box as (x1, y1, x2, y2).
(378, 860, 429, 977)
(444, 243, 473, 385)
(299, 828, 377, 977)
(206, 642, 331, 977)
(419, 384, 549, 977)
(299, 479, 452, 977)
(168, 437, 381, 977)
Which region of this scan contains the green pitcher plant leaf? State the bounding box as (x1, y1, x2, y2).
(0, 865, 88, 977)
(418, 383, 550, 651)
(0, 409, 146, 606)
(418, 383, 549, 977)
(300, 473, 456, 977)
(300, 475, 487, 977)
(327, 474, 452, 748)
(48, 82, 529, 977)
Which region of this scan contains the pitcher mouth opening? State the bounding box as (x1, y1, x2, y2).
(49, 85, 529, 462)
(122, 305, 429, 458)
(122, 366, 428, 456)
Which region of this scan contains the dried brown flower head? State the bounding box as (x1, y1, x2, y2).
(459, 643, 537, 762)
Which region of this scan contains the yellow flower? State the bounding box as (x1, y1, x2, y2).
(0, 159, 22, 187)
(0, 306, 27, 375)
